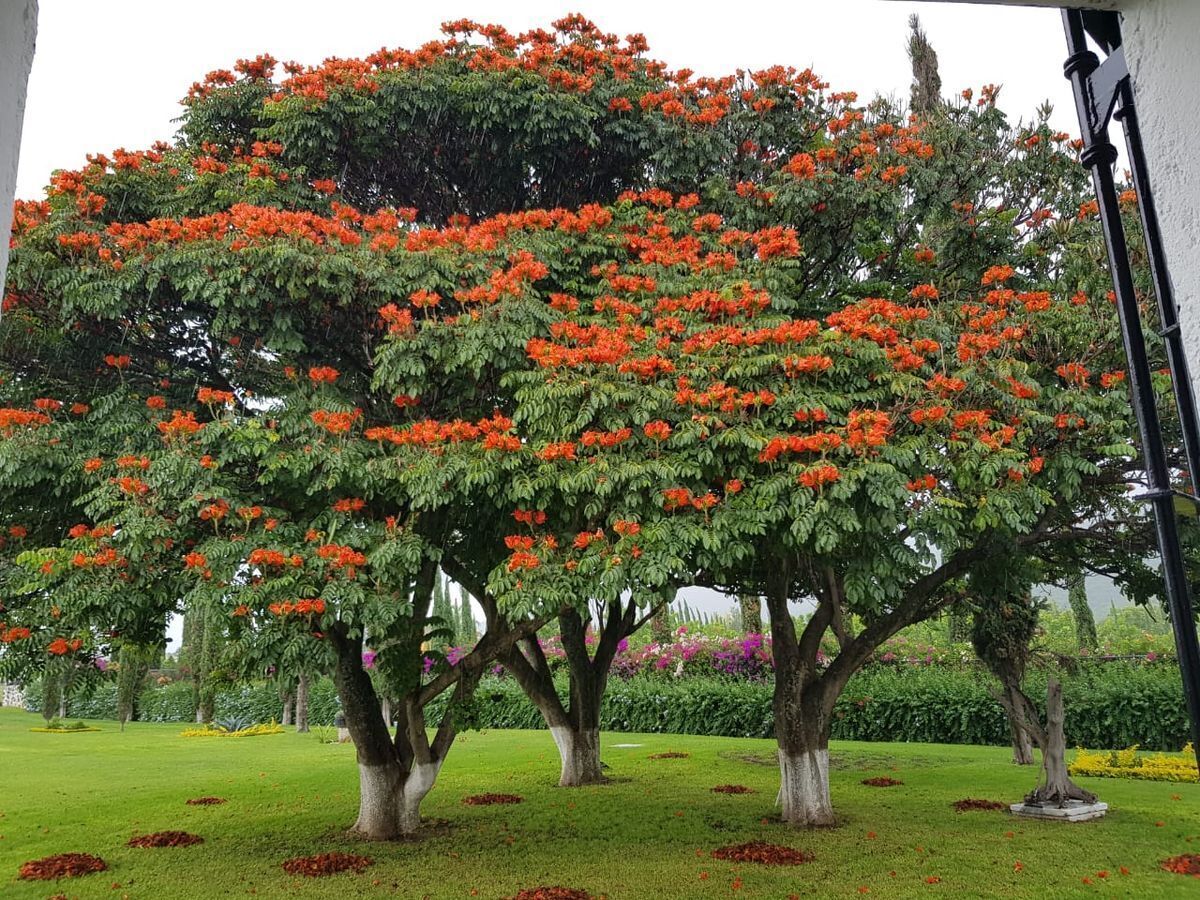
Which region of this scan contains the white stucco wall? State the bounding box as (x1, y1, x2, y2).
(1121, 0, 1200, 388)
(0, 0, 38, 296)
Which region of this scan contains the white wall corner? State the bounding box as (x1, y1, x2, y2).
(0, 0, 39, 297)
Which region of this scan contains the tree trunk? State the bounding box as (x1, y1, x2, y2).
(1067, 572, 1098, 651)
(296, 673, 310, 733)
(1010, 709, 1035, 766)
(739, 594, 762, 635)
(281, 690, 294, 726)
(1024, 678, 1097, 806)
(778, 741, 834, 827)
(550, 725, 604, 787)
(351, 758, 443, 839)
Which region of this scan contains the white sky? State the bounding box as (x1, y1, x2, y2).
(16, 0, 1078, 199)
(16, 0, 1089, 638)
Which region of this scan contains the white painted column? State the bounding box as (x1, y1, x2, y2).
(0, 0, 38, 296)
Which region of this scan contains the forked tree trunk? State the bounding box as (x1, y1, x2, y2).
(352, 758, 443, 839)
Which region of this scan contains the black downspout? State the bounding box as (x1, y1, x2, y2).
(1062, 8, 1200, 769)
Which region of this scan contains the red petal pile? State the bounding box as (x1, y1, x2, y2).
(463, 793, 524, 805)
(127, 831, 204, 848)
(711, 784, 754, 794)
(186, 796, 227, 806)
(711, 841, 815, 865)
(19, 853, 108, 880)
(281, 853, 374, 877)
(861, 776, 904, 787)
(952, 798, 1006, 812)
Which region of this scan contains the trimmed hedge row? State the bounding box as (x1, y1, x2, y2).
(29, 678, 340, 727)
(30, 662, 1190, 751)
(445, 663, 1190, 752)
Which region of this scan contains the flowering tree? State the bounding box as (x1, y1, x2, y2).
(0, 16, 1174, 837)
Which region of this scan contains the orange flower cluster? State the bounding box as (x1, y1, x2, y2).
(198, 498, 230, 521)
(248, 548, 301, 569)
(198, 387, 235, 406)
(47, 637, 83, 656)
(1, 625, 32, 642)
(580, 427, 633, 449)
(782, 355, 833, 377)
(1056, 362, 1090, 388)
(308, 366, 339, 384)
(158, 410, 203, 439)
(513, 509, 547, 526)
(0, 409, 52, 432)
(316, 543, 367, 571)
(183, 552, 208, 569)
(674, 381, 775, 413)
(662, 487, 718, 511)
(907, 474, 937, 492)
(332, 498, 366, 513)
(268, 598, 326, 617)
(537, 442, 577, 462)
(311, 409, 362, 434)
(847, 410, 891, 451)
(758, 431, 843, 463)
(363, 412, 517, 449)
(643, 421, 672, 441)
(798, 465, 840, 490)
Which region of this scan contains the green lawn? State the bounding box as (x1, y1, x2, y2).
(0, 707, 1196, 898)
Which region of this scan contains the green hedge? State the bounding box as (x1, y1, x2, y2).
(446, 663, 1189, 751)
(27, 678, 341, 727)
(27, 662, 1190, 751)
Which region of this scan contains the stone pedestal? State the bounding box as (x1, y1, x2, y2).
(1010, 800, 1108, 822)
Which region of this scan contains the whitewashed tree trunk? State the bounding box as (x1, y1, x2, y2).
(398, 761, 442, 834)
(777, 747, 834, 826)
(352, 763, 404, 840)
(281, 692, 294, 726)
(550, 726, 604, 786)
(351, 760, 442, 839)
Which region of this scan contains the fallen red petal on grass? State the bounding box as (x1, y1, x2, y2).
(648, 751, 689, 759)
(127, 831, 204, 848)
(185, 796, 227, 806)
(1161, 853, 1200, 876)
(19, 853, 107, 880)
(509, 888, 593, 900)
(925, 876, 941, 884)
(711, 784, 754, 794)
(952, 798, 1006, 812)
(280, 853, 373, 878)
(711, 841, 814, 865)
(862, 777, 904, 787)
(462, 793, 524, 806)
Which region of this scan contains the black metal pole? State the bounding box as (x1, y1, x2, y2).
(1062, 8, 1200, 769)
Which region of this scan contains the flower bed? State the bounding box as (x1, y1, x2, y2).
(18, 853, 107, 880)
(862, 776, 903, 787)
(186, 796, 227, 806)
(711, 841, 814, 865)
(281, 853, 373, 877)
(952, 798, 1006, 812)
(180, 722, 284, 738)
(128, 831, 204, 848)
(463, 793, 524, 805)
(1070, 744, 1199, 783)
